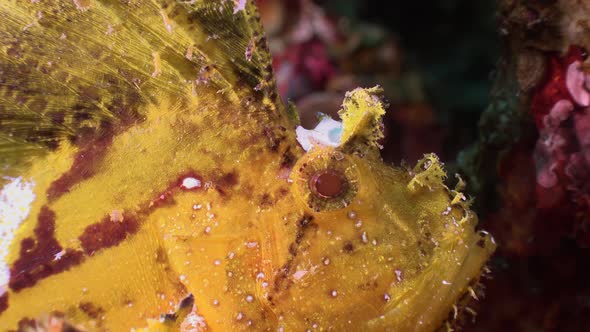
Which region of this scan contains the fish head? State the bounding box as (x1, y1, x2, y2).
(259, 87, 497, 331)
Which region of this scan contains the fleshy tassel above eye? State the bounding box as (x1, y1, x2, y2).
(338, 86, 387, 154)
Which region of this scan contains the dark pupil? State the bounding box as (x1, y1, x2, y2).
(310, 170, 346, 199)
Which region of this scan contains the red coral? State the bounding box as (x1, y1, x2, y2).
(530, 45, 590, 246)
(530, 45, 586, 128)
(273, 39, 336, 100)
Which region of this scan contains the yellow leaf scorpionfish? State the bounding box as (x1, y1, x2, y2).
(0, 1, 495, 331)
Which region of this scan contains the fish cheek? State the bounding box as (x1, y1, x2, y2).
(271, 209, 402, 330)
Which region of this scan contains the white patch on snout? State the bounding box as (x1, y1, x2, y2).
(296, 115, 342, 151)
(0, 177, 36, 294)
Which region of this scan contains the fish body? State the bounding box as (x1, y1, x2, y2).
(0, 1, 495, 331)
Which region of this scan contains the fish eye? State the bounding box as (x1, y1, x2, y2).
(310, 169, 347, 199)
(292, 148, 359, 212)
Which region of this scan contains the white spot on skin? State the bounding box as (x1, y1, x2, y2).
(233, 0, 247, 14)
(180, 306, 208, 331)
(296, 115, 342, 151)
(160, 10, 173, 33)
(395, 269, 403, 282)
(53, 250, 66, 261)
(330, 290, 338, 297)
(73, 0, 91, 11)
(245, 295, 254, 303)
(293, 270, 308, 280)
(110, 210, 124, 222)
(361, 231, 368, 243)
(152, 52, 162, 78)
(245, 241, 258, 249)
(567, 61, 590, 106)
(186, 45, 194, 60)
(245, 38, 255, 61)
(181, 177, 202, 190)
(0, 177, 35, 292)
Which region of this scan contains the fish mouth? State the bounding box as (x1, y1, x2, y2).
(368, 227, 496, 332)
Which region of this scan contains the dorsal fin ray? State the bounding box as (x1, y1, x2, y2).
(0, 0, 283, 176)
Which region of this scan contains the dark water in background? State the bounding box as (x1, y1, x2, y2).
(329, 0, 500, 163)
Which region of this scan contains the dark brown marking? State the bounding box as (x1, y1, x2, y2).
(8, 170, 203, 294)
(273, 214, 315, 292)
(343, 241, 355, 253)
(273, 261, 294, 293)
(16, 317, 37, 331)
(218, 172, 238, 188)
(9, 206, 84, 292)
(215, 171, 238, 196)
(155, 247, 168, 265)
(259, 193, 273, 209)
(280, 148, 296, 169)
(179, 293, 195, 310)
(264, 126, 280, 152)
(79, 213, 139, 255)
(0, 293, 7, 315)
(149, 190, 176, 208)
(476, 239, 486, 248)
(78, 302, 105, 319)
(163, 313, 178, 322)
(13, 314, 84, 332)
(46, 135, 113, 201)
(276, 187, 289, 199)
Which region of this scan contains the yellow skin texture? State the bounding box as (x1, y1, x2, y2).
(0, 1, 495, 331)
